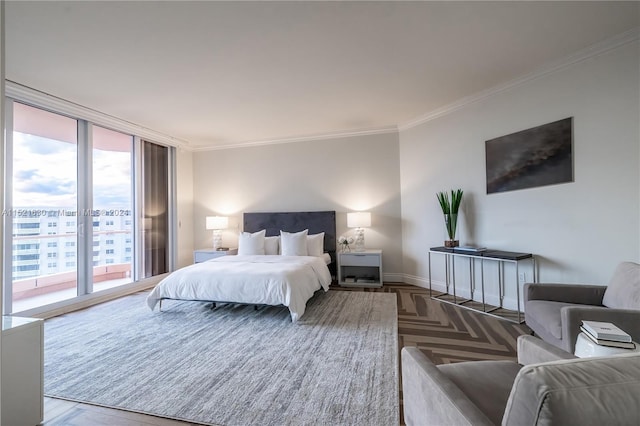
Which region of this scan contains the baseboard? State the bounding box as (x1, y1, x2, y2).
(383, 272, 404, 283)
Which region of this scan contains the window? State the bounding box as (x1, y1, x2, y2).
(13, 254, 39, 261)
(14, 243, 39, 250)
(15, 265, 39, 272)
(17, 223, 39, 229)
(9, 102, 78, 304)
(4, 100, 174, 315)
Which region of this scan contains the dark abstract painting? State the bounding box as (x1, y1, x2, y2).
(485, 117, 573, 194)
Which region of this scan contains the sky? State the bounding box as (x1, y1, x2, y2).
(13, 132, 132, 210)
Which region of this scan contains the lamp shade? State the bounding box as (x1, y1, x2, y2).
(347, 212, 371, 228)
(206, 216, 229, 230)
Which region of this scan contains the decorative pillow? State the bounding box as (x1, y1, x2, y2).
(264, 236, 280, 255)
(307, 232, 325, 257)
(238, 229, 266, 255)
(602, 261, 640, 309)
(280, 229, 308, 256)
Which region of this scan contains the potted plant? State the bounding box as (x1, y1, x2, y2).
(436, 189, 463, 247)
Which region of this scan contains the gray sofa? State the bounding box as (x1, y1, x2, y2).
(524, 261, 640, 353)
(401, 335, 640, 426)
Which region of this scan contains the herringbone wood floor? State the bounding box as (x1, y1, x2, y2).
(43, 283, 530, 425)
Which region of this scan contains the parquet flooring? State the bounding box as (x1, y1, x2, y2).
(334, 282, 530, 364)
(43, 283, 530, 425)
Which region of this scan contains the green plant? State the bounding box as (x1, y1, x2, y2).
(436, 189, 463, 240)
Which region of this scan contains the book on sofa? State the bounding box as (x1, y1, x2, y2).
(581, 320, 632, 342)
(580, 326, 636, 349)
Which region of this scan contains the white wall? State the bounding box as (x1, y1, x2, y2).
(175, 147, 194, 268)
(192, 132, 404, 280)
(399, 41, 640, 308)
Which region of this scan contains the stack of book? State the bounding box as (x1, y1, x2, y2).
(580, 320, 636, 349)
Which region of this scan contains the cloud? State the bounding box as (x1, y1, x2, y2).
(12, 132, 132, 209)
(15, 169, 38, 180)
(21, 134, 72, 155)
(20, 180, 76, 195)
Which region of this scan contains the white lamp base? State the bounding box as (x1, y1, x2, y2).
(354, 228, 365, 252)
(213, 230, 222, 250)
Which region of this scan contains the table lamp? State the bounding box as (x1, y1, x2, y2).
(206, 216, 229, 250)
(347, 212, 371, 252)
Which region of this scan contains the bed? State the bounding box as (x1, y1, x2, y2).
(146, 211, 336, 321)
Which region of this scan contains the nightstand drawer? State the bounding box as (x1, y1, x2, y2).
(340, 253, 379, 267)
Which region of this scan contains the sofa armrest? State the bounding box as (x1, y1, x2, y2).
(401, 347, 493, 426)
(524, 283, 606, 305)
(561, 306, 640, 352)
(517, 335, 575, 365)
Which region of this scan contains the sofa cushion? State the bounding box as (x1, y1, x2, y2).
(503, 353, 640, 425)
(525, 300, 580, 339)
(602, 262, 640, 310)
(438, 360, 521, 425)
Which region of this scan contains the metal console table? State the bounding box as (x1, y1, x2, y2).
(428, 246, 537, 323)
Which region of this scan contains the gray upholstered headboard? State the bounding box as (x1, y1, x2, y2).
(243, 211, 337, 275)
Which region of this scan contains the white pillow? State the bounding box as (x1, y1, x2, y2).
(307, 232, 325, 257)
(280, 229, 308, 256)
(264, 236, 280, 255)
(238, 229, 266, 255)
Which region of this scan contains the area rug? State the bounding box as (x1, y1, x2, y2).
(44, 290, 398, 425)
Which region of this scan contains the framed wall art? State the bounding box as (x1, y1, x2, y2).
(485, 117, 573, 194)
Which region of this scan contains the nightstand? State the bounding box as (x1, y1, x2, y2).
(338, 249, 383, 288)
(193, 248, 238, 263)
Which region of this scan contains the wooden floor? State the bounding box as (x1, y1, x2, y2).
(42, 283, 530, 425)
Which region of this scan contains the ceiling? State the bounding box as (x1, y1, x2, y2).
(5, 1, 639, 150)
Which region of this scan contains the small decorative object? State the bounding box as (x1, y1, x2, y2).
(338, 236, 354, 253)
(436, 189, 463, 247)
(346, 212, 371, 252)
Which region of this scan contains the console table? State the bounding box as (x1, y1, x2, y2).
(428, 247, 537, 323)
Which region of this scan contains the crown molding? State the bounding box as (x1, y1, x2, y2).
(399, 27, 640, 131)
(190, 125, 399, 152)
(5, 81, 191, 148)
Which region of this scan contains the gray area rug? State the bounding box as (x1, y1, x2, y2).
(44, 290, 398, 425)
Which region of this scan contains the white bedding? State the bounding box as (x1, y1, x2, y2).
(146, 255, 332, 322)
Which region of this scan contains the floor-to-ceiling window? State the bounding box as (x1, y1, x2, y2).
(4, 100, 174, 314)
(10, 102, 79, 311)
(92, 126, 134, 290)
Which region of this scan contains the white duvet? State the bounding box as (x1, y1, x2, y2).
(146, 255, 332, 321)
